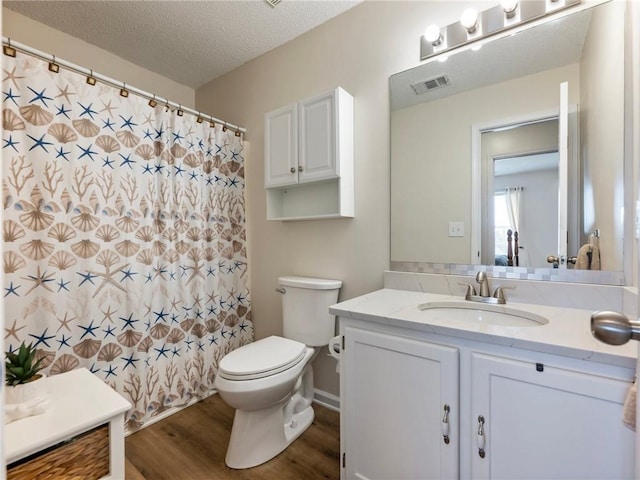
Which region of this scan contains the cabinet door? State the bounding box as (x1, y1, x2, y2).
(298, 90, 339, 184)
(264, 103, 297, 188)
(342, 327, 459, 480)
(471, 352, 634, 480)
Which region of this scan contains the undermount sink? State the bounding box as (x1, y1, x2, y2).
(417, 301, 549, 327)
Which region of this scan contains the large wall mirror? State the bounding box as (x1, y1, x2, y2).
(390, 0, 628, 284)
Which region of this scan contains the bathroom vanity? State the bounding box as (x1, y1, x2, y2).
(332, 288, 636, 480)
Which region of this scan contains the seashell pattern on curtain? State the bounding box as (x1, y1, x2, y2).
(2, 52, 252, 428)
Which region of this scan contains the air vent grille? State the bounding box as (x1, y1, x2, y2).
(265, 0, 282, 7)
(411, 75, 451, 95)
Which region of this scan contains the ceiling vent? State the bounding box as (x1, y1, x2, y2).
(410, 75, 451, 95)
(265, 0, 282, 7)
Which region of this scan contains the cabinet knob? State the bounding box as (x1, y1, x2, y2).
(298, 165, 304, 172)
(290, 167, 296, 173)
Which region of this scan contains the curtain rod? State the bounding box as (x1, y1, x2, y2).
(2, 37, 246, 135)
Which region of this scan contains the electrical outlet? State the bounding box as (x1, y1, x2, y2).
(448, 222, 464, 237)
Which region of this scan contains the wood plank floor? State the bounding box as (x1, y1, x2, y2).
(125, 394, 340, 480)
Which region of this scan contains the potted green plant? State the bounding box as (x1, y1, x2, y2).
(5, 342, 47, 405)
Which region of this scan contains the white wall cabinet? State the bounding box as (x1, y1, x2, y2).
(264, 87, 354, 220)
(339, 320, 635, 480)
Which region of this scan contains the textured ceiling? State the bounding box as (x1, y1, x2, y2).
(3, 0, 361, 88)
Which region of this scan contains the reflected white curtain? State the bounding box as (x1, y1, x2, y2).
(504, 187, 522, 233)
(504, 187, 526, 265)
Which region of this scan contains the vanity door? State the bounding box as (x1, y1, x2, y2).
(341, 327, 459, 480)
(470, 352, 634, 480)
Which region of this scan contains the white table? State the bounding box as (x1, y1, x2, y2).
(5, 368, 131, 479)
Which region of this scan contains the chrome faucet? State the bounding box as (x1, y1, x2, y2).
(458, 272, 514, 305)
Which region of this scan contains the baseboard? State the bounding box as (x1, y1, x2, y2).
(313, 388, 340, 412)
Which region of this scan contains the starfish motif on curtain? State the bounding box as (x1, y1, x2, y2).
(3, 66, 25, 88)
(21, 266, 56, 295)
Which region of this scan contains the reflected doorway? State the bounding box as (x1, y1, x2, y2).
(480, 118, 561, 267)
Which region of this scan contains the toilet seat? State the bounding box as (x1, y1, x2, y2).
(218, 336, 307, 381)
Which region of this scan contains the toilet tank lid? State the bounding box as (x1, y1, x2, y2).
(279, 276, 342, 290)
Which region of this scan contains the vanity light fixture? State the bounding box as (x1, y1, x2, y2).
(420, 0, 581, 61)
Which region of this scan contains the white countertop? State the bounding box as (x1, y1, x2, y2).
(330, 288, 637, 368)
(5, 368, 131, 464)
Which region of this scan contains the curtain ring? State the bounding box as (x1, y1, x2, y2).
(3, 38, 17, 57)
(48, 54, 60, 73)
(177, 105, 184, 116)
(86, 68, 97, 85)
(222, 122, 227, 132)
(120, 82, 129, 98)
(148, 94, 157, 108)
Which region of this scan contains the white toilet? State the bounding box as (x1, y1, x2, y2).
(214, 275, 342, 469)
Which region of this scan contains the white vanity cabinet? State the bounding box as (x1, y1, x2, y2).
(470, 352, 634, 480)
(342, 326, 459, 480)
(264, 87, 354, 220)
(339, 320, 635, 480)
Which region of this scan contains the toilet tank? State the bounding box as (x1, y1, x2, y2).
(279, 276, 342, 346)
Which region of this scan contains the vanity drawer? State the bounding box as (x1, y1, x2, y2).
(7, 423, 110, 480)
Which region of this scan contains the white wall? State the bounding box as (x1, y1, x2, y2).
(195, 1, 494, 396)
(2, 9, 195, 108)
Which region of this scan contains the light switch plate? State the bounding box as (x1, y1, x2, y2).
(448, 221, 464, 237)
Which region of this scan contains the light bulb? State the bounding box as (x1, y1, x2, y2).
(501, 0, 518, 18)
(460, 8, 479, 33)
(424, 24, 442, 46)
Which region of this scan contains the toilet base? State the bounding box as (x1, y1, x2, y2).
(225, 402, 315, 469)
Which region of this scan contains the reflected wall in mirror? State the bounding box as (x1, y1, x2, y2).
(390, 0, 626, 281)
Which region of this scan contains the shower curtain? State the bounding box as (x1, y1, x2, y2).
(2, 51, 252, 428)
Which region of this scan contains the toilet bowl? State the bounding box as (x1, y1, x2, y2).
(214, 276, 341, 469)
